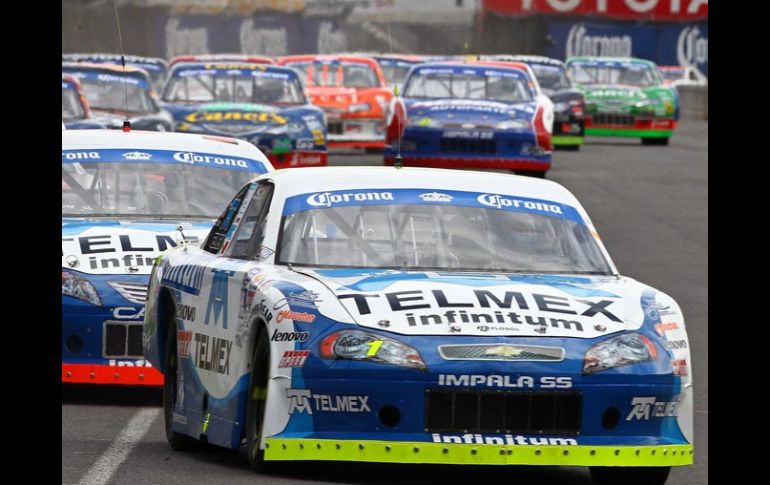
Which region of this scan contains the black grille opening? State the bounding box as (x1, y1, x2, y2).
(328, 121, 343, 135)
(426, 389, 582, 435)
(104, 322, 144, 358)
(105, 324, 127, 356)
(127, 325, 144, 356)
(440, 138, 496, 154)
(593, 114, 634, 126)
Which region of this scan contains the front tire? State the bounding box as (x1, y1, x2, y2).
(641, 137, 669, 146)
(590, 466, 671, 485)
(246, 325, 271, 471)
(163, 309, 199, 451)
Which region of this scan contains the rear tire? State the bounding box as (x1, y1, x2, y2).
(513, 170, 547, 178)
(590, 466, 671, 485)
(163, 309, 200, 451)
(246, 326, 271, 472)
(641, 137, 669, 146)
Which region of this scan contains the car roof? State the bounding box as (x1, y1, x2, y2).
(261, 166, 582, 206)
(62, 129, 273, 167)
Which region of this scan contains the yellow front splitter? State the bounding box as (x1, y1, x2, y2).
(264, 438, 693, 466)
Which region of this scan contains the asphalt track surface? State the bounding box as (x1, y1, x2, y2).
(62, 121, 708, 485)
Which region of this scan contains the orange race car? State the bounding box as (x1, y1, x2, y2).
(278, 55, 393, 149)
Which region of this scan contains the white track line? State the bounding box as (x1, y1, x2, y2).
(77, 408, 160, 485)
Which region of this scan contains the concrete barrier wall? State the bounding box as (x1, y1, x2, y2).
(678, 86, 708, 121)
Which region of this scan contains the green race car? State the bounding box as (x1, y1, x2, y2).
(565, 57, 679, 146)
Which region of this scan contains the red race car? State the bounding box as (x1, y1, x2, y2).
(278, 55, 393, 149)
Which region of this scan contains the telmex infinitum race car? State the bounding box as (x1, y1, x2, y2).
(143, 166, 692, 485)
(61, 62, 174, 132)
(62, 129, 272, 385)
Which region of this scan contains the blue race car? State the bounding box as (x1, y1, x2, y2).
(143, 166, 693, 485)
(385, 61, 553, 177)
(63, 53, 169, 91)
(62, 62, 174, 131)
(62, 75, 105, 129)
(161, 62, 327, 169)
(62, 129, 273, 386)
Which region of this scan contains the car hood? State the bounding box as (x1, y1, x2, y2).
(579, 85, 649, 103)
(404, 99, 536, 126)
(163, 102, 318, 135)
(62, 218, 213, 275)
(301, 269, 649, 339)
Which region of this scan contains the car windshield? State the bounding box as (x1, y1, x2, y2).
(660, 69, 685, 81)
(568, 62, 658, 87)
(62, 86, 85, 120)
(76, 76, 155, 114)
(164, 68, 306, 105)
(379, 61, 416, 87)
(287, 61, 379, 88)
(278, 202, 612, 274)
(404, 68, 533, 103)
(531, 64, 570, 92)
(62, 162, 261, 218)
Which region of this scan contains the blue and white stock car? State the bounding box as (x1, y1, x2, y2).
(62, 130, 272, 386)
(143, 167, 692, 485)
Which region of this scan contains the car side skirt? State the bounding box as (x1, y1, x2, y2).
(264, 438, 693, 466)
(384, 156, 550, 172)
(62, 363, 163, 386)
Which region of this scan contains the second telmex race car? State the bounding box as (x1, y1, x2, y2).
(385, 61, 554, 177)
(161, 62, 327, 169)
(62, 130, 272, 386)
(63, 53, 169, 92)
(62, 62, 174, 132)
(144, 167, 692, 485)
(566, 57, 679, 145)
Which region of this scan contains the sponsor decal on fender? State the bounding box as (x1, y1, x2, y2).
(178, 330, 192, 358)
(655, 321, 679, 336)
(271, 329, 309, 342)
(193, 333, 232, 375)
(672, 359, 688, 376)
(626, 397, 679, 421)
(278, 350, 310, 368)
(287, 389, 371, 414)
(431, 433, 577, 446)
(276, 310, 316, 324)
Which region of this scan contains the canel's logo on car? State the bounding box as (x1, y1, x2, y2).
(677, 26, 708, 68)
(566, 24, 632, 58)
(306, 192, 394, 207)
(477, 194, 563, 214)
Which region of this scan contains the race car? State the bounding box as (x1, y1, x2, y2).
(278, 55, 393, 149)
(61, 62, 174, 132)
(62, 129, 273, 386)
(485, 55, 585, 150)
(161, 61, 327, 169)
(565, 57, 678, 145)
(658, 65, 707, 88)
(62, 75, 105, 129)
(371, 54, 423, 95)
(384, 61, 553, 177)
(143, 166, 693, 485)
(169, 54, 275, 69)
(62, 53, 169, 91)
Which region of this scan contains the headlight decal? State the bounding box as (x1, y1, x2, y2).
(582, 332, 657, 374)
(319, 330, 426, 370)
(62, 270, 102, 306)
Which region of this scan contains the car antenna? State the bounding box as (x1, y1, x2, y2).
(112, 0, 130, 132)
(176, 225, 188, 252)
(386, 16, 403, 169)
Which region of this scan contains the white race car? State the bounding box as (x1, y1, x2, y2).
(144, 167, 693, 485)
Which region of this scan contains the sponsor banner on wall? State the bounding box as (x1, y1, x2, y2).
(160, 14, 348, 59)
(483, 0, 708, 21)
(546, 21, 708, 76)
